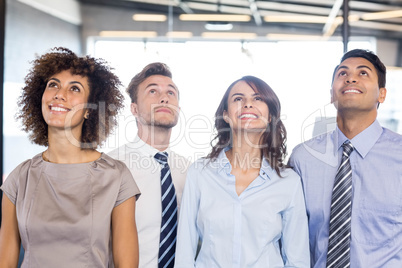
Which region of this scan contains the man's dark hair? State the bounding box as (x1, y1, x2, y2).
(332, 49, 386, 88)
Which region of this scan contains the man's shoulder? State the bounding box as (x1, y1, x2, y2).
(292, 131, 333, 156)
(107, 143, 144, 159)
(381, 127, 402, 144)
(168, 150, 192, 171)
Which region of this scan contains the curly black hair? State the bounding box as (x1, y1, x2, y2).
(17, 47, 124, 149)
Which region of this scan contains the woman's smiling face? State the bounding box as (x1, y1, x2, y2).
(41, 70, 90, 131)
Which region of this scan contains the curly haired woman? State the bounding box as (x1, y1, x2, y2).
(0, 47, 140, 268)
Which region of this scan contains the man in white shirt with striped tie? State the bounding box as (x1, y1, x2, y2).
(108, 62, 190, 268)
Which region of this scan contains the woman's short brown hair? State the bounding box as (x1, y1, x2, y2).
(17, 47, 124, 149)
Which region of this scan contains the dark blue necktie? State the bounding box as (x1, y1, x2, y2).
(327, 141, 354, 268)
(154, 152, 177, 268)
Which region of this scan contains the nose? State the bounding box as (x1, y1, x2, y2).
(160, 93, 169, 104)
(243, 99, 253, 108)
(53, 88, 67, 101)
(346, 74, 358, 84)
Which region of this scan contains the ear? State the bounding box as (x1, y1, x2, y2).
(378, 87, 387, 103)
(131, 103, 138, 116)
(84, 110, 89, 119)
(223, 110, 229, 123)
(330, 88, 334, 103)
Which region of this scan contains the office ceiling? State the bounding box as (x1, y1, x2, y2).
(78, 0, 402, 40)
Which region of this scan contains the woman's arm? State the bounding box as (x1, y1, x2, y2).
(281, 177, 310, 268)
(0, 194, 21, 268)
(111, 196, 139, 268)
(174, 165, 200, 268)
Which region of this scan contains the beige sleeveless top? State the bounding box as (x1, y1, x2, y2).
(1, 153, 140, 268)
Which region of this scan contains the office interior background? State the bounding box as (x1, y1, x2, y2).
(2, 0, 402, 179)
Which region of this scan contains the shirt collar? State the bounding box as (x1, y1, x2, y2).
(216, 147, 273, 180)
(128, 135, 171, 158)
(335, 120, 383, 158)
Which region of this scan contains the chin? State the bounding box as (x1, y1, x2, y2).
(153, 119, 178, 129)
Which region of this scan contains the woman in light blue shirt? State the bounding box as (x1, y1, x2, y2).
(175, 76, 309, 268)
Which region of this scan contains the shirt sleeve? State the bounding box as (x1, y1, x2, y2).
(288, 150, 302, 177)
(174, 164, 200, 268)
(0, 162, 27, 205)
(281, 175, 310, 268)
(114, 163, 141, 207)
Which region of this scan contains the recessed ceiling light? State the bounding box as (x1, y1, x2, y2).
(180, 14, 251, 22)
(99, 31, 158, 38)
(166, 31, 193, 38)
(205, 22, 233, 31)
(361, 9, 402, 20)
(201, 32, 257, 39)
(132, 14, 167, 22)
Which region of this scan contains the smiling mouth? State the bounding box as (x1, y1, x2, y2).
(50, 106, 71, 112)
(239, 114, 258, 119)
(343, 89, 362, 94)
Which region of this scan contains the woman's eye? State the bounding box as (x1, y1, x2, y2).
(255, 97, 262, 101)
(48, 82, 58, 88)
(234, 97, 242, 102)
(361, 71, 368, 76)
(71, 86, 80, 92)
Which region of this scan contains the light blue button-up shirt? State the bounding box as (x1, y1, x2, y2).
(175, 148, 310, 268)
(289, 120, 402, 268)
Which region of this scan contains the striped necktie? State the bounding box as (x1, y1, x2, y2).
(326, 141, 354, 268)
(154, 152, 178, 268)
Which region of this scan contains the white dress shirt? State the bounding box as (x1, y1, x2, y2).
(108, 135, 190, 268)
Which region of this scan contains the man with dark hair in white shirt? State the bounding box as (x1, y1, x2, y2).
(108, 62, 190, 268)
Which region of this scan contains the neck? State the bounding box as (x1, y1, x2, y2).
(228, 132, 262, 170)
(137, 124, 172, 151)
(45, 127, 99, 164)
(337, 110, 377, 139)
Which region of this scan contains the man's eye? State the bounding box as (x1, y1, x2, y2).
(150, 89, 156, 94)
(168, 91, 175, 96)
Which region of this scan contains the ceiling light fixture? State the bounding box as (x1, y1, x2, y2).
(180, 14, 251, 22)
(132, 14, 167, 22)
(264, 15, 328, 23)
(205, 22, 233, 31)
(361, 9, 402, 20)
(267, 33, 325, 41)
(99, 31, 158, 38)
(166, 31, 193, 38)
(201, 32, 257, 39)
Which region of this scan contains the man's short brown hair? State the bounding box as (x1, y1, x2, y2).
(126, 62, 172, 103)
